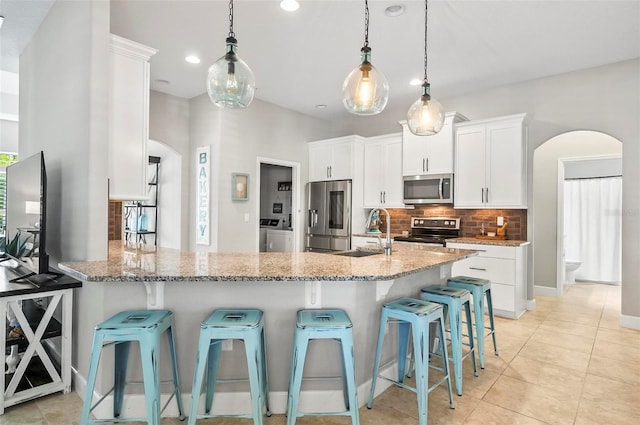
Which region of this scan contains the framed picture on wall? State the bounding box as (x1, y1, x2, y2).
(273, 203, 283, 213)
(232, 173, 249, 201)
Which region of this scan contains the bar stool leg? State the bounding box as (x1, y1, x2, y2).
(448, 304, 464, 396)
(473, 289, 487, 368)
(436, 316, 455, 409)
(245, 337, 265, 425)
(80, 332, 105, 425)
(412, 320, 429, 425)
(139, 334, 161, 425)
(258, 328, 271, 416)
(367, 310, 388, 409)
(286, 332, 309, 425)
(339, 335, 359, 425)
(464, 303, 479, 377)
(204, 340, 222, 414)
(113, 341, 131, 418)
(188, 332, 213, 425)
(486, 289, 499, 355)
(165, 324, 185, 420)
(397, 321, 411, 383)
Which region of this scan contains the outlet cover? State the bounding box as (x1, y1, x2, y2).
(497, 216, 504, 226)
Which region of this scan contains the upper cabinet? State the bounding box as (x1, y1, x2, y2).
(454, 113, 528, 209)
(363, 133, 404, 208)
(108, 34, 157, 200)
(400, 112, 468, 176)
(308, 136, 364, 182)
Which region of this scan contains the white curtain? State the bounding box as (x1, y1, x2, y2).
(564, 177, 622, 284)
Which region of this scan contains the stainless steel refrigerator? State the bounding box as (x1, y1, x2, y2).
(305, 180, 352, 252)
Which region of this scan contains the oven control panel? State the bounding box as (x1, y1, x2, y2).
(410, 217, 460, 230)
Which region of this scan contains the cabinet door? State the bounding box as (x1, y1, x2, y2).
(363, 142, 385, 207)
(425, 121, 454, 174)
(402, 128, 428, 176)
(382, 139, 404, 207)
(330, 142, 353, 180)
(309, 143, 333, 181)
(109, 37, 156, 200)
(486, 121, 526, 207)
(454, 126, 487, 208)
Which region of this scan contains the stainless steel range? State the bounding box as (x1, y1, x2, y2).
(394, 217, 461, 246)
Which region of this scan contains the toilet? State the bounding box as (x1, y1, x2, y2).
(565, 259, 582, 284)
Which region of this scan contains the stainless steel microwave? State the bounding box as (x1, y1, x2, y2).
(403, 173, 453, 204)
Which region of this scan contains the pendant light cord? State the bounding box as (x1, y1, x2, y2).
(423, 0, 429, 83)
(363, 0, 370, 48)
(228, 0, 235, 39)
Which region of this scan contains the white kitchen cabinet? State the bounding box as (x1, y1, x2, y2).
(308, 136, 364, 182)
(266, 229, 293, 252)
(363, 133, 404, 208)
(454, 113, 527, 208)
(108, 34, 157, 200)
(447, 242, 529, 319)
(352, 235, 383, 250)
(400, 112, 468, 176)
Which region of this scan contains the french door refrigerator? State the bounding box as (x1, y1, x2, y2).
(305, 180, 352, 252)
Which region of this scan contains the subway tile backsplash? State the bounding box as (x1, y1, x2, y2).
(385, 206, 527, 240)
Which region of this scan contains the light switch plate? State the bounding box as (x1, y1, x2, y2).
(497, 216, 504, 226)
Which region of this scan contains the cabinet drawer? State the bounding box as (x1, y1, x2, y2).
(447, 243, 515, 259)
(491, 282, 515, 314)
(451, 256, 515, 285)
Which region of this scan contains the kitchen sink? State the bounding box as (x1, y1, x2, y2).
(334, 250, 383, 258)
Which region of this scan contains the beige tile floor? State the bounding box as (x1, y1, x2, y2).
(3, 282, 639, 425)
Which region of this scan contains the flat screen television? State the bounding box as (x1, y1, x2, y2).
(3, 151, 50, 276)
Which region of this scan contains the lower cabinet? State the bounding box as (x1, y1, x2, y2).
(266, 230, 293, 252)
(446, 242, 528, 319)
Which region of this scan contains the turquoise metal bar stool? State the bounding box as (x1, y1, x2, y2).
(420, 285, 478, 396)
(80, 310, 184, 425)
(188, 309, 270, 425)
(447, 276, 499, 369)
(286, 309, 359, 425)
(367, 298, 454, 425)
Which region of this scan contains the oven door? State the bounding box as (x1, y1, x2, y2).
(403, 174, 453, 204)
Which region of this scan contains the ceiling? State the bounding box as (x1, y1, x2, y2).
(2, 1, 639, 121)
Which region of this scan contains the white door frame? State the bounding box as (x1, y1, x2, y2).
(255, 157, 301, 252)
(556, 153, 622, 296)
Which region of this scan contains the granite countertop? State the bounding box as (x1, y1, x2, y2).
(58, 241, 477, 283)
(447, 237, 530, 247)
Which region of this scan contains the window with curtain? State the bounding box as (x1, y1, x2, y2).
(0, 152, 20, 239)
(564, 176, 622, 284)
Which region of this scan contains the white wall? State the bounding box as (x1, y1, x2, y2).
(148, 140, 182, 249)
(19, 0, 110, 263)
(188, 94, 331, 252)
(148, 91, 190, 249)
(533, 131, 621, 288)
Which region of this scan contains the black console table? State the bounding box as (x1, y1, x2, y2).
(0, 262, 81, 414)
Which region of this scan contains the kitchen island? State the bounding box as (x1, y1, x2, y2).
(60, 242, 476, 419)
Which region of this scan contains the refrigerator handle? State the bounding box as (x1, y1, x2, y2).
(308, 209, 315, 227)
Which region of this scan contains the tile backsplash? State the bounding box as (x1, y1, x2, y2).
(108, 201, 122, 240)
(385, 206, 527, 240)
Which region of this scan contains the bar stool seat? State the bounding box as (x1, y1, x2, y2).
(447, 276, 498, 369)
(286, 309, 359, 425)
(420, 285, 478, 396)
(188, 309, 270, 425)
(367, 298, 454, 425)
(80, 310, 184, 425)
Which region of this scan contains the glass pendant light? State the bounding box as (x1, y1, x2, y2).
(407, 0, 444, 135)
(342, 0, 389, 115)
(206, 0, 255, 109)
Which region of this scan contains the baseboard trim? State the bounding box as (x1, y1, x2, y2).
(74, 361, 398, 419)
(620, 314, 640, 330)
(534, 285, 558, 297)
(526, 299, 536, 311)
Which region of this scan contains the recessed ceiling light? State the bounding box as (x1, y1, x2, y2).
(185, 55, 201, 64)
(409, 78, 423, 86)
(280, 0, 300, 12)
(315, 104, 327, 109)
(385, 4, 405, 17)
(155, 79, 171, 85)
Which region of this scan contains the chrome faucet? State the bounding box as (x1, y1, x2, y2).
(367, 208, 392, 255)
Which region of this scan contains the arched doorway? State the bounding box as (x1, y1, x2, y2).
(532, 131, 622, 296)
